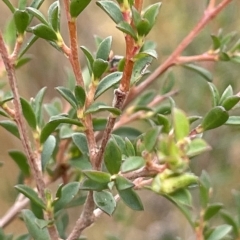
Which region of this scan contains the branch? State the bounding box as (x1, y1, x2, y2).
(0, 32, 59, 240)
(175, 53, 218, 64)
(63, 0, 84, 87)
(124, 0, 233, 106)
(67, 192, 95, 240)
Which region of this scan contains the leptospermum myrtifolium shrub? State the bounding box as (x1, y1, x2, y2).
(0, 0, 240, 239)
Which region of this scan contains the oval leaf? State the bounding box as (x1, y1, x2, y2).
(9, 150, 30, 177)
(104, 138, 122, 174)
(0, 120, 20, 139)
(173, 108, 189, 141)
(115, 175, 134, 191)
(207, 224, 232, 240)
(54, 182, 80, 212)
(72, 133, 89, 154)
(70, 0, 91, 18)
(29, 24, 58, 42)
(96, 1, 123, 24)
(96, 36, 112, 61)
(56, 86, 77, 109)
(15, 185, 45, 209)
(85, 102, 121, 116)
(95, 72, 123, 99)
(83, 170, 111, 184)
(92, 59, 109, 79)
(21, 97, 37, 130)
(93, 191, 116, 215)
(21, 210, 50, 240)
(13, 10, 29, 34)
(201, 106, 229, 131)
(118, 188, 144, 211)
(121, 156, 145, 173)
(48, 1, 60, 32)
(182, 63, 212, 82)
(41, 135, 56, 170)
(74, 85, 86, 108)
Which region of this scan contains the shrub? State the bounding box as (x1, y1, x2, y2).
(0, 0, 239, 239)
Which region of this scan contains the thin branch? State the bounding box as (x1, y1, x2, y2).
(63, 0, 84, 87)
(124, 0, 233, 106)
(67, 192, 95, 240)
(0, 32, 59, 240)
(9, 36, 23, 63)
(175, 53, 218, 64)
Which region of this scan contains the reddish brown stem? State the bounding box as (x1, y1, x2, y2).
(125, 0, 233, 106)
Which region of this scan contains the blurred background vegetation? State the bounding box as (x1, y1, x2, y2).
(0, 0, 240, 239)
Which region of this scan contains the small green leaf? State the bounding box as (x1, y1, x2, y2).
(48, 1, 60, 32)
(70, 154, 91, 170)
(118, 188, 144, 211)
(20, 97, 37, 130)
(206, 225, 232, 240)
(92, 59, 109, 79)
(132, 7, 141, 26)
(85, 102, 121, 116)
(136, 49, 158, 59)
(72, 133, 89, 154)
(26, 7, 49, 25)
(29, 24, 58, 42)
(182, 64, 212, 82)
(0, 120, 20, 139)
(221, 95, 240, 111)
(201, 106, 229, 131)
(173, 108, 189, 141)
(74, 85, 86, 108)
(204, 203, 224, 221)
(113, 127, 142, 141)
(15, 56, 32, 69)
(40, 115, 83, 143)
(136, 19, 151, 36)
(32, 87, 47, 127)
(95, 72, 123, 99)
(70, 0, 91, 18)
(96, 36, 112, 61)
(80, 46, 94, 73)
(121, 156, 145, 173)
(96, 1, 123, 24)
(156, 114, 170, 133)
(83, 170, 111, 184)
(131, 56, 153, 85)
(125, 137, 135, 156)
(114, 175, 134, 191)
(13, 10, 29, 34)
(56, 86, 78, 109)
(225, 116, 240, 125)
(208, 82, 220, 107)
(142, 2, 162, 34)
(21, 210, 50, 240)
(116, 22, 137, 40)
(220, 210, 239, 238)
(93, 191, 116, 215)
(9, 150, 30, 177)
(211, 35, 221, 50)
(15, 185, 45, 209)
(219, 85, 233, 104)
(219, 52, 230, 61)
(187, 138, 211, 157)
(54, 182, 80, 212)
(144, 127, 161, 152)
(80, 178, 108, 191)
(104, 138, 122, 175)
(41, 135, 56, 170)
